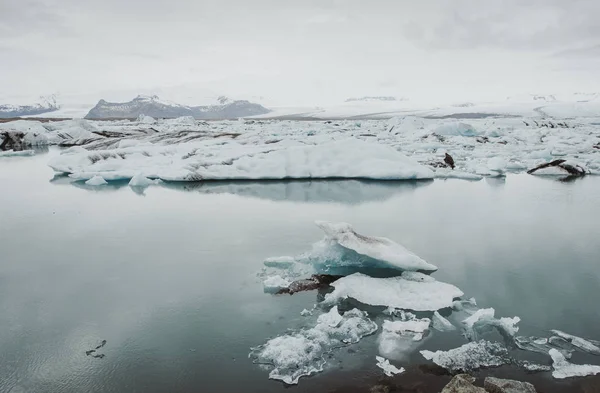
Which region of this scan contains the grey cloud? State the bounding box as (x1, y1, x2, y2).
(404, 0, 600, 52)
(0, 0, 68, 38)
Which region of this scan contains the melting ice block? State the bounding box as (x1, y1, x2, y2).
(420, 340, 509, 372)
(549, 349, 600, 379)
(324, 273, 463, 311)
(250, 306, 377, 384)
(376, 356, 405, 376)
(462, 308, 520, 341)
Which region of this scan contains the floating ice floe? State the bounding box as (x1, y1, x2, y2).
(378, 312, 430, 360)
(375, 356, 405, 376)
(85, 175, 107, 186)
(549, 349, 600, 379)
(420, 340, 510, 372)
(550, 330, 600, 356)
(432, 311, 456, 332)
(514, 336, 573, 359)
(250, 306, 377, 384)
(324, 273, 463, 311)
(49, 138, 435, 182)
(462, 308, 520, 341)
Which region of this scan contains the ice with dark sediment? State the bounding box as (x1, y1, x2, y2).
(420, 340, 510, 372)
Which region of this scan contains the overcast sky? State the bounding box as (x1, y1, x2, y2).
(1, 0, 599, 105)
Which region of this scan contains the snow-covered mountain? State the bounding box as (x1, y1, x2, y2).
(345, 96, 406, 102)
(0, 95, 60, 118)
(85, 95, 270, 119)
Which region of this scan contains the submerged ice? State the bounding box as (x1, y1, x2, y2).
(250, 306, 377, 384)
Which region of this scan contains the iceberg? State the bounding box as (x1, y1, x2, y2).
(49, 138, 435, 182)
(549, 349, 600, 379)
(313, 221, 438, 272)
(324, 273, 463, 311)
(375, 356, 405, 376)
(250, 306, 377, 384)
(128, 173, 160, 188)
(262, 275, 292, 294)
(420, 340, 510, 372)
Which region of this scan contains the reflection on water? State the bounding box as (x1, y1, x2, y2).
(1, 148, 600, 393)
(50, 174, 433, 204)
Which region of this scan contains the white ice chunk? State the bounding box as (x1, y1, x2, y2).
(262, 275, 292, 293)
(314, 221, 438, 272)
(463, 308, 520, 340)
(375, 356, 405, 376)
(549, 349, 600, 379)
(85, 175, 107, 186)
(325, 273, 463, 311)
(420, 340, 509, 372)
(250, 306, 377, 384)
(300, 309, 313, 317)
(432, 311, 456, 332)
(382, 318, 431, 338)
(550, 330, 600, 356)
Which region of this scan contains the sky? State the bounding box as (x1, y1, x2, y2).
(1, 0, 600, 106)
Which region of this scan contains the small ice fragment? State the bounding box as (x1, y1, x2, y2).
(432, 311, 456, 332)
(462, 308, 520, 341)
(300, 309, 313, 317)
(549, 348, 600, 379)
(262, 275, 292, 293)
(375, 356, 405, 376)
(85, 175, 107, 186)
(519, 361, 552, 372)
(382, 318, 431, 338)
(420, 340, 509, 372)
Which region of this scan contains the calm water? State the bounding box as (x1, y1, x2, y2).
(1, 148, 600, 393)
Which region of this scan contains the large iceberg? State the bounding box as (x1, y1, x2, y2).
(49, 138, 434, 181)
(420, 340, 510, 372)
(249, 306, 377, 384)
(324, 272, 463, 311)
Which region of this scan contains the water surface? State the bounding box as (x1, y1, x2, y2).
(1, 149, 599, 392)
